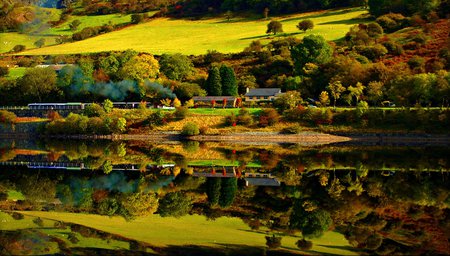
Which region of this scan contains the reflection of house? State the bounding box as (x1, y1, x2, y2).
(192, 96, 237, 107)
(244, 173, 281, 186)
(244, 88, 283, 102)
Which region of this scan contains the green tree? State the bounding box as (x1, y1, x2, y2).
(292, 35, 333, 74)
(297, 19, 314, 32)
(220, 65, 238, 96)
(219, 178, 237, 208)
(99, 55, 120, 76)
(327, 79, 346, 108)
(173, 82, 206, 101)
(367, 81, 384, 105)
(103, 99, 114, 113)
(120, 192, 159, 219)
(274, 91, 303, 111)
(18, 67, 58, 102)
(69, 19, 81, 31)
(367, 23, 383, 42)
(290, 201, 333, 238)
(158, 191, 193, 218)
(347, 82, 365, 106)
(265, 235, 282, 249)
(205, 66, 222, 96)
(266, 20, 283, 35)
(160, 53, 194, 81)
(34, 38, 45, 48)
(206, 177, 221, 206)
(131, 13, 144, 24)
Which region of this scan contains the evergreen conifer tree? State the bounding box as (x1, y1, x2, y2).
(205, 66, 222, 96)
(220, 65, 238, 96)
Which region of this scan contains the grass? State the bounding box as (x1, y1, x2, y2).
(14, 8, 369, 55)
(189, 108, 262, 116)
(7, 67, 27, 79)
(21, 211, 358, 255)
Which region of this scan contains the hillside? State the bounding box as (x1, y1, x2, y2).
(15, 8, 368, 56)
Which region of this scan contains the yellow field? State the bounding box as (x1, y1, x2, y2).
(14, 8, 368, 55)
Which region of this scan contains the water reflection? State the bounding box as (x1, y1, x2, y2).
(0, 139, 449, 255)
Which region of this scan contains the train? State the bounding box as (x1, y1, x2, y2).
(27, 102, 151, 110)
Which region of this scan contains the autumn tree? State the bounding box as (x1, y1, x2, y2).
(266, 20, 283, 35)
(319, 91, 330, 106)
(327, 79, 346, 107)
(346, 82, 365, 106)
(119, 54, 159, 82)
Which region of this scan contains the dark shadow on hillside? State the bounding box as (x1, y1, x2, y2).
(319, 18, 370, 25)
(240, 32, 302, 41)
(214, 17, 257, 24)
(69, 248, 158, 255)
(280, 8, 362, 23)
(319, 244, 362, 253)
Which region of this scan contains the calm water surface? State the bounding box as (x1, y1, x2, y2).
(0, 139, 449, 255)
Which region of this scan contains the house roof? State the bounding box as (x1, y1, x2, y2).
(245, 88, 281, 97)
(192, 96, 237, 102)
(244, 178, 281, 186)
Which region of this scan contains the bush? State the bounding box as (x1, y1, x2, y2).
(199, 126, 209, 135)
(356, 44, 388, 61)
(281, 124, 302, 134)
(131, 13, 144, 24)
(181, 122, 199, 136)
(12, 45, 26, 52)
(174, 106, 189, 120)
(382, 41, 404, 56)
(83, 103, 105, 117)
(258, 108, 279, 127)
(296, 239, 313, 250)
(0, 66, 9, 77)
(237, 108, 253, 126)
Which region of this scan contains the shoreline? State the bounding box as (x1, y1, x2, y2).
(2, 131, 450, 145)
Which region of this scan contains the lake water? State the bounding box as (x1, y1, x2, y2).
(0, 139, 449, 255)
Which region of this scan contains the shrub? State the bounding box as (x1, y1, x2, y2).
(258, 108, 280, 127)
(181, 122, 199, 136)
(12, 45, 26, 52)
(382, 41, 404, 56)
(199, 126, 209, 135)
(356, 44, 388, 61)
(237, 108, 253, 126)
(296, 239, 313, 250)
(224, 113, 237, 126)
(83, 103, 105, 117)
(174, 106, 189, 120)
(131, 13, 144, 24)
(0, 66, 9, 77)
(281, 124, 302, 134)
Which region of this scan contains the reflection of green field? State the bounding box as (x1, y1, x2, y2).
(189, 108, 262, 116)
(21, 211, 358, 255)
(188, 160, 261, 168)
(0, 211, 130, 251)
(18, 8, 368, 55)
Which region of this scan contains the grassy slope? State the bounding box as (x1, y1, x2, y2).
(0, 11, 155, 53)
(17, 8, 368, 55)
(21, 211, 357, 255)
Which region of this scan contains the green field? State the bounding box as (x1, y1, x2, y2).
(7, 67, 27, 79)
(0, 11, 155, 53)
(20, 211, 357, 255)
(14, 8, 368, 55)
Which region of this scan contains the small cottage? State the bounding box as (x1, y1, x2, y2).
(244, 88, 283, 102)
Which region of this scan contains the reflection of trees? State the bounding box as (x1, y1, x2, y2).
(158, 191, 193, 218)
